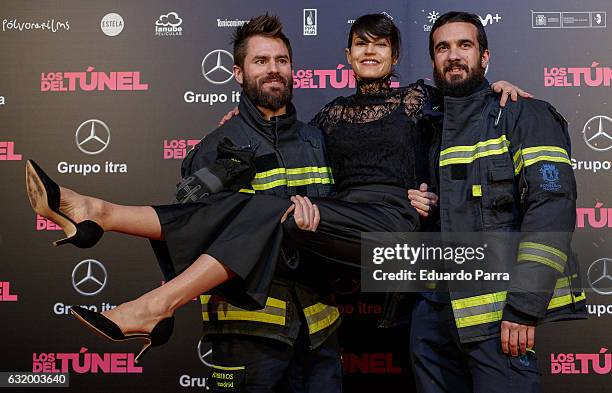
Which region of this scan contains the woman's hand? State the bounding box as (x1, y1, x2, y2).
(491, 81, 534, 107)
(286, 195, 320, 231)
(218, 106, 240, 126)
(408, 183, 439, 218)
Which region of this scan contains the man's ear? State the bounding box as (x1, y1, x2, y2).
(233, 65, 243, 85)
(481, 49, 490, 68)
(345, 47, 351, 65)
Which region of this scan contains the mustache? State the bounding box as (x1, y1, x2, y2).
(260, 73, 287, 85)
(443, 61, 469, 73)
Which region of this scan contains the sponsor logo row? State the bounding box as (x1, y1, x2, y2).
(3, 9, 607, 38)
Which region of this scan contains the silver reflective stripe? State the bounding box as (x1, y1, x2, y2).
(522, 150, 569, 162)
(250, 173, 286, 185)
(452, 300, 506, 320)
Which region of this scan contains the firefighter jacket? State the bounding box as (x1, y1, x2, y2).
(181, 94, 340, 349)
(426, 81, 587, 343)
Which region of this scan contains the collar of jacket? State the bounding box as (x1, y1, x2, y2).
(441, 79, 495, 131)
(238, 93, 298, 144)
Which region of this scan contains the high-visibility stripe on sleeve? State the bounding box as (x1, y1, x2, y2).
(518, 242, 567, 273)
(521, 146, 571, 167)
(451, 275, 585, 329)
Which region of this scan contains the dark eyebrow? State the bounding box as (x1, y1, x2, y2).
(434, 40, 449, 50)
(458, 38, 474, 45)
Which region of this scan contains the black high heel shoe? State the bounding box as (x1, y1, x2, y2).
(70, 306, 174, 363)
(25, 159, 103, 248)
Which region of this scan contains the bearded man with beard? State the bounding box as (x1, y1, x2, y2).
(164, 15, 343, 392)
(406, 11, 586, 393)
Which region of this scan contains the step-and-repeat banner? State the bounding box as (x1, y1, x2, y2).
(1, 1, 610, 392)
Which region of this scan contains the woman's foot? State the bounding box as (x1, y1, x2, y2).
(101, 294, 174, 335)
(57, 187, 108, 230)
(26, 160, 107, 247)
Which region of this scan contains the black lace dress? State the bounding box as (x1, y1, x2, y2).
(282, 78, 431, 267)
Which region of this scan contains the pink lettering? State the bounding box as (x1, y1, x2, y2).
(0, 141, 22, 161)
(0, 281, 18, 301)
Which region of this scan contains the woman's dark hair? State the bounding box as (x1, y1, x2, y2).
(348, 14, 401, 61)
(232, 14, 292, 68)
(428, 11, 488, 60)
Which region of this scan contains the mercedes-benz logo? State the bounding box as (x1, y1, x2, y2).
(75, 119, 111, 155)
(201, 49, 234, 85)
(197, 337, 213, 367)
(72, 259, 108, 296)
(587, 258, 612, 295)
(583, 115, 612, 152)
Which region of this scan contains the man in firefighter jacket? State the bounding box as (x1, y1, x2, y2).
(406, 12, 587, 393)
(168, 16, 341, 392)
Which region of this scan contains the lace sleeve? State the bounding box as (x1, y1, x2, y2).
(402, 82, 428, 118)
(308, 97, 345, 133)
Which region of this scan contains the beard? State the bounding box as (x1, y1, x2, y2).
(242, 72, 293, 111)
(433, 59, 486, 98)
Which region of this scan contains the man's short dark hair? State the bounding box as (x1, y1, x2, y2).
(348, 14, 401, 61)
(232, 14, 292, 68)
(428, 11, 488, 60)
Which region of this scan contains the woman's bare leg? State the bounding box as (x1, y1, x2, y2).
(101, 253, 234, 334)
(60, 187, 162, 240)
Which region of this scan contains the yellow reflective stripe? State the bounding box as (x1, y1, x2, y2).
(303, 302, 328, 317)
(554, 274, 577, 289)
(238, 188, 255, 194)
(250, 167, 334, 190)
(451, 291, 507, 310)
(455, 310, 503, 328)
(440, 135, 508, 155)
(521, 146, 571, 167)
(286, 167, 332, 175)
(201, 295, 286, 325)
(517, 253, 565, 273)
(548, 291, 586, 309)
(254, 168, 286, 178)
(211, 364, 245, 371)
(303, 303, 340, 334)
(202, 310, 285, 325)
(252, 179, 287, 190)
(265, 297, 287, 309)
(453, 275, 584, 328)
(200, 295, 286, 310)
(288, 177, 334, 187)
(440, 147, 509, 166)
(513, 148, 524, 175)
(520, 242, 567, 262)
(472, 184, 482, 197)
(522, 146, 569, 155)
(523, 155, 571, 167)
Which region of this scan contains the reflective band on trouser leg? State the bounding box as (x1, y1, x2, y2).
(439, 136, 509, 166)
(451, 275, 585, 328)
(521, 146, 571, 167)
(518, 241, 567, 273)
(303, 303, 340, 335)
(201, 295, 287, 326)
